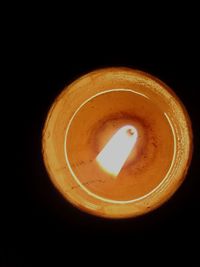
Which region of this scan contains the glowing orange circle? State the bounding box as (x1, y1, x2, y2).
(42, 68, 192, 219)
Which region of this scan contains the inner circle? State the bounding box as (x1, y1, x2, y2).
(64, 89, 175, 203)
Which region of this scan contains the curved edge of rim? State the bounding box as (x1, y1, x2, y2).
(41, 66, 193, 219)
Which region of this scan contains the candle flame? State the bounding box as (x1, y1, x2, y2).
(96, 125, 138, 177)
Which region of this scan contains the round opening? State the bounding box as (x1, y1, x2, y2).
(42, 68, 192, 218)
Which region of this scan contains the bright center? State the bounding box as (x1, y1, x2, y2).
(96, 125, 138, 177)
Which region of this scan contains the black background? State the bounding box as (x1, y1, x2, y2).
(3, 9, 200, 266)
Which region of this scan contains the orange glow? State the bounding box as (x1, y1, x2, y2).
(42, 67, 192, 219)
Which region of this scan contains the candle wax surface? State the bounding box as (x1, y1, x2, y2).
(66, 90, 174, 201)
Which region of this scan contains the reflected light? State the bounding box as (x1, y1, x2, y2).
(96, 125, 138, 177)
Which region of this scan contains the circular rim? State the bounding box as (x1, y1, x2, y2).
(42, 67, 193, 219)
(64, 88, 177, 204)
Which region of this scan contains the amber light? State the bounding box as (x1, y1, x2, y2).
(42, 67, 192, 219)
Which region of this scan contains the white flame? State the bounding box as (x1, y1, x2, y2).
(96, 125, 138, 177)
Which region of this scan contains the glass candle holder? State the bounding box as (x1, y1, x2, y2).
(42, 68, 193, 219)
